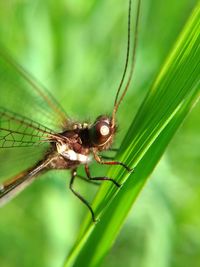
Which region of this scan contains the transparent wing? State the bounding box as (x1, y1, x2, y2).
(0, 108, 55, 148)
(0, 48, 71, 186)
(0, 107, 52, 180)
(0, 145, 49, 179)
(0, 158, 50, 207)
(0, 47, 73, 132)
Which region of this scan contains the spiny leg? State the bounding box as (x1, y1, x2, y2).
(101, 147, 119, 160)
(76, 174, 100, 186)
(69, 169, 97, 222)
(84, 164, 121, 188)
(93, 150, 132, 172)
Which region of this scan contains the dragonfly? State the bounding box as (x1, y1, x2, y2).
(0, 0, 141, 222)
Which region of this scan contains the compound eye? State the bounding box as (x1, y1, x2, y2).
(99, 124, 110, 137)
(89, 120, 111, 146)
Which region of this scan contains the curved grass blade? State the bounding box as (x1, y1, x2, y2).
(64, 3, 200, 267)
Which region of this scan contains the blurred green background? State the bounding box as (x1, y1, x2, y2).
(0, 0, 199, 267)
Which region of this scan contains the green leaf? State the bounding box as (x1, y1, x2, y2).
(65, 2, 200, 267)
(65, 4, 200, 267)
(64, 3, 200, 267)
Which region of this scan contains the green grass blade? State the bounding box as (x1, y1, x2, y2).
(64, 3, 200, 267)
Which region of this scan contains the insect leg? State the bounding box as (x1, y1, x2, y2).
(84, 164, 121, 188)
(76, 174, 100, 186)
(69, 169, 97, 222)
(93, 151, 132, 172)
(101, 147, 120, 160)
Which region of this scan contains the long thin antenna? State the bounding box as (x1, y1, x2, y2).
(112, 0, 141, 126)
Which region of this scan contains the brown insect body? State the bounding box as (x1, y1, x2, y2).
(63, 115, 115, 151)
(49, 115, 115, 169)
(0, 0, 141, 222)
(0, 115, 117, 214)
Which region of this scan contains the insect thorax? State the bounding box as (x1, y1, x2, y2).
(56, 141, 91, 164)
